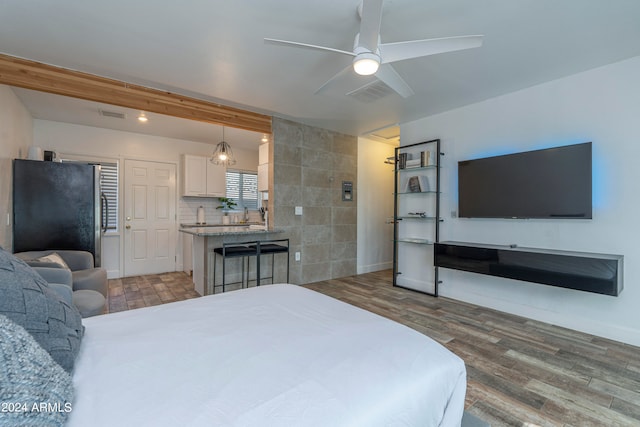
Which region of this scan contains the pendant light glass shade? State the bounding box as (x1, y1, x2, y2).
(210, 127, 236, 166)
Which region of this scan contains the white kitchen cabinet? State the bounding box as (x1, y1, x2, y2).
(259, 142, 269, 164)
(182, 154, 226, 197)
(205, 160, 226, 196)
(257, 143, 269, 192)
(257, 163, 269, 192)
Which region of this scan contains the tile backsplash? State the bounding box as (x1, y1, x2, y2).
(179, 197, 262, 225)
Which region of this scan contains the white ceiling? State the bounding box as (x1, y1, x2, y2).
(11, 87, 266, 150)
(2, 0, 640, 143)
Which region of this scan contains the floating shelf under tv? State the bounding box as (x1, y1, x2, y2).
(434, 241, 623, 296)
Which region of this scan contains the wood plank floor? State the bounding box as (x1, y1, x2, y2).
(107, 272, 200, 312)
(107, 270, 640, 426)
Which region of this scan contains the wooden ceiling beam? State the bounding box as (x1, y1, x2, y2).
(0, 53, 272, 135)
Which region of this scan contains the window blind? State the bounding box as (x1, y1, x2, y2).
(226, 171, 258, 210)
(99, 162, 118, 231)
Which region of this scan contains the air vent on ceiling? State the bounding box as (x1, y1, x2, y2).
(99, 109, 126, 119)
(346, 80, 394, 103)
(371, 126, 400, 141)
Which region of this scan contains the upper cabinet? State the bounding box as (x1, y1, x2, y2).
(182, 154, 226, 197)
(257, 143, 269, 192)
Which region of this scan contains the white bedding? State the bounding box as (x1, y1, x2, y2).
(69, 284, 466, 427)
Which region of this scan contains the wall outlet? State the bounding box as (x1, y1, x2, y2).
(295, 206, 303, 215)
(295, 251, 301, 261)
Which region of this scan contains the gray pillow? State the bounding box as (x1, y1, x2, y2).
(0, 314, 73, 427)
(0, 247, 84, 372)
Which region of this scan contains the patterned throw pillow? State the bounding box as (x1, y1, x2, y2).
(26, 252, 71, 270)
(0, 248, 84, 372)
(0, 314, 74, 427)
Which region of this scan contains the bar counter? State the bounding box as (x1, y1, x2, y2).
(179, 226, 284, 295)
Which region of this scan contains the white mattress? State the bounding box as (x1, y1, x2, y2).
(69, 284, 466, 427)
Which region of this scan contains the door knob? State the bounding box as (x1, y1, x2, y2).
(125, 225, 131, 229)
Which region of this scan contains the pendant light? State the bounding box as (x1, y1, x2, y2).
(210, 126, 236, 166)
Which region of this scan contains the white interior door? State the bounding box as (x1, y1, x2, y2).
(124, 159, 177, 276)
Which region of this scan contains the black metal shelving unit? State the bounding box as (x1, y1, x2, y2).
(392, 139, 442, 297)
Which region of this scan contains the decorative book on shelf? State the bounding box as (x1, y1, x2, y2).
(421, 150, 431, 166)
(398, 152, 406, 169)
(402, 175, 429, 193)
(397, 151, 432, 169)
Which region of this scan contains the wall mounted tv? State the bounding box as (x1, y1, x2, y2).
(458, 142, 592, 219)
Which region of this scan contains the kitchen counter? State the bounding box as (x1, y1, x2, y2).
(179, 225, 279, 237)
(180, 222, 263, 228)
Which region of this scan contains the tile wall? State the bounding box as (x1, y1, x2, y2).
(271, 118, 357, 284)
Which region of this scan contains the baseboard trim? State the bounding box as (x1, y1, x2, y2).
(106, 269, 120, 279)
(357, 261, 392, 275)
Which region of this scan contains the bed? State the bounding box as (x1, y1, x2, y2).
(68, 284, 466, 426)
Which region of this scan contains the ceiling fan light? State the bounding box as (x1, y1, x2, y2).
(353, 53, 380, 76)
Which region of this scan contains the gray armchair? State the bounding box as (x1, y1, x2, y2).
(15, 250, 107, 317)
(33, 266, 74, 306)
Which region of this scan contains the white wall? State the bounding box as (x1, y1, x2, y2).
(401, 55, 640, 346)
(33, 119, 259, 278)
(357, 137, 395, 273)
(0, 86, 33, 250)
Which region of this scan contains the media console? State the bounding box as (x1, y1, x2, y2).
(434, 241, 623, 296)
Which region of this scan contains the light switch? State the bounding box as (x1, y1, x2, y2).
(295, 206, 303, 215)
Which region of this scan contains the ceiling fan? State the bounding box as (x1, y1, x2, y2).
(265, 0, 483, 98)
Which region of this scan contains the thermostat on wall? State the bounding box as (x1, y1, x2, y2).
(342, 181, 353, 201)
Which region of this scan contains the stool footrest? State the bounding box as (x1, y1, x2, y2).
(250, 244, 288, 254)
(213, 246, 257, 257)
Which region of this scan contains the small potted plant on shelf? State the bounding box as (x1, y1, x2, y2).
(217, 197, 237, 224)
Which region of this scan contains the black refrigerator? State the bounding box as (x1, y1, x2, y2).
(13, 159, 104, 267)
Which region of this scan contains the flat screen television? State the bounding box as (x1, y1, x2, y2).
(458, 142, 592, 219)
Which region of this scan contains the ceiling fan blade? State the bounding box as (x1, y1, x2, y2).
(374, 63, 415, 98)
(380, 35, 483, 64)
(264, 38, 355, 57)
(358, 0, 383, 52)
(314, 64, 354, 95)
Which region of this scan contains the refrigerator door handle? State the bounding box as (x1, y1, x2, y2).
(101, 192, 109, 233)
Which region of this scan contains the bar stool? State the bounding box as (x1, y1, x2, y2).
(211, 242, 258, 293)
(249, 239, 290, 285)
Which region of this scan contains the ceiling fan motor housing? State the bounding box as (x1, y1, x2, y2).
(352, 34, 381, 75)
